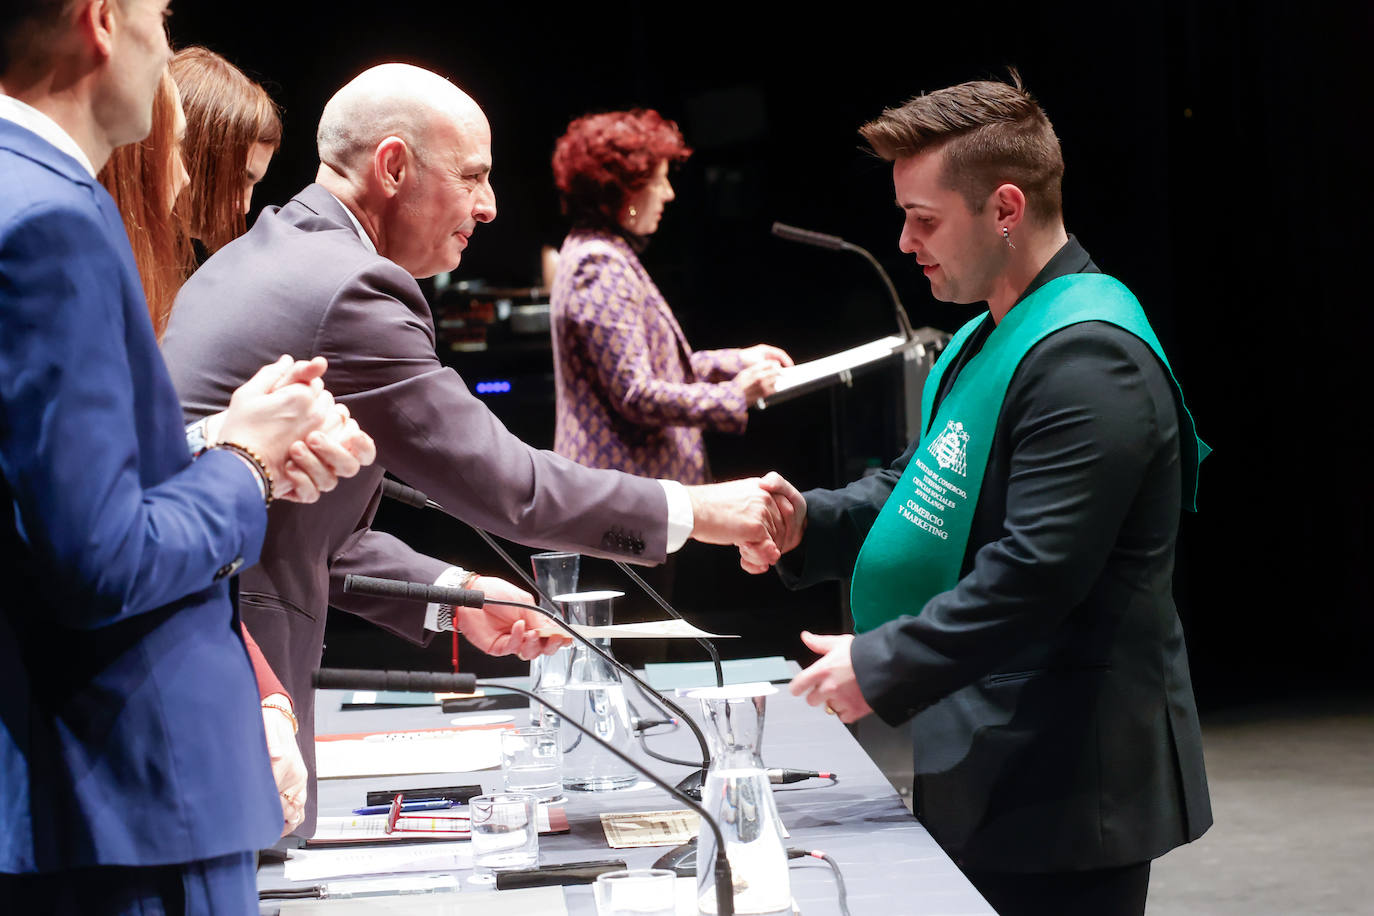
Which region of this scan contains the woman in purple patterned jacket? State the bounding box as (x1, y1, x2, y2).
(550, 109, 792, 487)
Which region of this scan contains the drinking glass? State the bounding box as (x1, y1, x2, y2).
(594, 868, 678, 916)
(529, 552, 580, 728)
(501, 726, 564, 805)
(467, 792, 539, 883)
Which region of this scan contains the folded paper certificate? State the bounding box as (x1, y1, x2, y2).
(599, 808, 789, 848)
(306, 806, 568, 846)
(537, 620, 738, 640)
(600, 809, 700, 848)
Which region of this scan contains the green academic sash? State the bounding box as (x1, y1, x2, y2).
(848, 272, 1208, 634)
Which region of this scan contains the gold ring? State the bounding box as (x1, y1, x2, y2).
(824, 703, 837, 716)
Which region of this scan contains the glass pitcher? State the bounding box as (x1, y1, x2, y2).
(528, 551, 580, 728)
(687, 683, 791, 916)
(556, 590, 638, 792)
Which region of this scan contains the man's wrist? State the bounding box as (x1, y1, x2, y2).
(426, 566, 480, 632)
(185, 417, 211, 458)
(661, 479, 693, 552)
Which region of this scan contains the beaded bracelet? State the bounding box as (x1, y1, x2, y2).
(261, 697, 299, 734)
(210, 442, 274, 505)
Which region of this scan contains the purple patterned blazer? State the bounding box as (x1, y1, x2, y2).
(551, 229, 749, 484)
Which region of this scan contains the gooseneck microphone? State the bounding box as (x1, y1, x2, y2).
(379, 478, 441, 512)
(380, 478, 724, 688)
(612, 560, 724, 688)
(313, 667, 477, 693)
(311, 669, 735, 916)
(375, 479, 839, 797)
(341, 574, 711, 778)
(771, 221, 916, 342)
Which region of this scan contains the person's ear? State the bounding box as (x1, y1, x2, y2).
(81, 0, 118, 62)
(992, 183, 1027, 233)
(373, 136, 410, 198)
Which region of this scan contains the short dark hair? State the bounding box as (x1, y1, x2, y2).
(1, 0, 78, 77)
(860, 72, 1064, 223)
(551, 109, 691, 229)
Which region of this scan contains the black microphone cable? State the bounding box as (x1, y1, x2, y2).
(787, 847, 851, 916)
(310, 668, 737, 915)
(373, 482, 841, 790)
(342, 574, 712, 778)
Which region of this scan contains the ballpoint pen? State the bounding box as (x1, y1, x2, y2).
(351, 798, 454, 816)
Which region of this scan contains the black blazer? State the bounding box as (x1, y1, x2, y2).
(780, 241, 1211, 872)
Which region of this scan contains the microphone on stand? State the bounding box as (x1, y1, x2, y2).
(314, 667, 477, 693)
(611, 560, 723, 689)
(375, 479, 838, 801)
(341, 574, 712, 783)
(771, 221, 916, 342)
(381, 479, 723, 686)
(377, 478, 724, 796)
(312, 668, 735, 916)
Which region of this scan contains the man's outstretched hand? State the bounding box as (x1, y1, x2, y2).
(738, 472, 806, 573)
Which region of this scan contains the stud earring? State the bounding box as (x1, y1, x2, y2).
(628, 206, 638, 219)
(1002, 226, 1015, 249)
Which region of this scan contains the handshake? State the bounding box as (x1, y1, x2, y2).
(687, 472, 807, 573)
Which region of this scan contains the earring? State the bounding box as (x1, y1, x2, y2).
(1002, 226, 1015, 249)
(628, 206, 638, 219)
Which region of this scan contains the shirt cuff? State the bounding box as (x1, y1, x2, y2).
(660, 479, 693, 553)
(424, 565, 469, 631)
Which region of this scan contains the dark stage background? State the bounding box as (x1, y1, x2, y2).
(169, 2, 1370, 707)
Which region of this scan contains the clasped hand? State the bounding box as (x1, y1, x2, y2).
(210, 355, 377, 502)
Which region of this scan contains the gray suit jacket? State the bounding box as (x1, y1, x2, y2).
(162, 184, 668, 833)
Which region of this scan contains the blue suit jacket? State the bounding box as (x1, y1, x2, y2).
(0, 119, 280, 872)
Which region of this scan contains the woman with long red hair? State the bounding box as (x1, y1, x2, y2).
(98, 71, 193, 339)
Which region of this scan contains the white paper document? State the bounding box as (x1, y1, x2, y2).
(315, 726, 504, 779)
(278, 885, 568, 915)
(283, 841, 473, 882)
(538, 620, 738, 640)
(772, 334, 907, 392)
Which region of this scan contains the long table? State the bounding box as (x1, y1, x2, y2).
(258, 677, 995, 914)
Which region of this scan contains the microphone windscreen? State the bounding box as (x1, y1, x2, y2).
(343, 574, 485, 609)
(771, 222, 849, 251)
(380, 478, 432, 509)
(313, 667, 478, 693)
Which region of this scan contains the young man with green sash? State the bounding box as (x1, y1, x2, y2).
(745, 76, 1212, 916)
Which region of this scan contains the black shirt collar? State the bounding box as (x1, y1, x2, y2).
(1015, 234, 1097, 304)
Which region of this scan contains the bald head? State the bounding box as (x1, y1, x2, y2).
(314, 63, 497, 279)
(317, 63, 483, 177)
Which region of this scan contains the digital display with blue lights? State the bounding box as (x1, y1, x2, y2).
(475, 380, 512, 395)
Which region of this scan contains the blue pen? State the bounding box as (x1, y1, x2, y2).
(352, 799, 455, 816)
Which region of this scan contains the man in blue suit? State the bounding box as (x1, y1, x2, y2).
(0, 1, 373, 911)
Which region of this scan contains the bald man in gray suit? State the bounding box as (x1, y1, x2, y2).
(162, 64, 797, 835)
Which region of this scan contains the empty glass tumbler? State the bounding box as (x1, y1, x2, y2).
(501, 726, 564, 805)
(468, 792, 539, 883)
